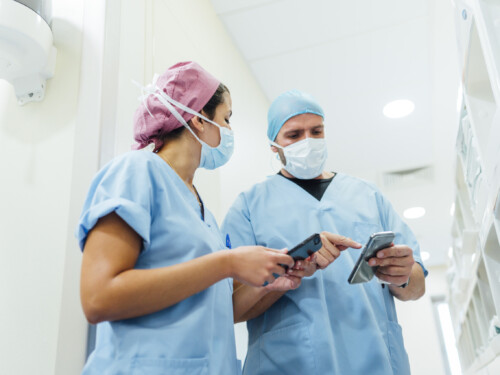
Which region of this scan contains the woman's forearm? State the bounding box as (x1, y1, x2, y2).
(82, 250, 233, 323)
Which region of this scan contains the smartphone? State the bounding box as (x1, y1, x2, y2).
(347, 231, 395, 284)
(281, 233, 322, 270)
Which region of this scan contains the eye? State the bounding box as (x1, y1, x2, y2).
(225, 118, 230, 124)
(288, 133, 299, 139)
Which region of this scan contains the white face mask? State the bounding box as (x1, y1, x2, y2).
(137, 75, 234, 170)
(270, 138, 328, 179)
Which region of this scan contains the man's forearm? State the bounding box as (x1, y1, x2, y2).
(389, 263, 426, 301)
(233, 281, 286, 323)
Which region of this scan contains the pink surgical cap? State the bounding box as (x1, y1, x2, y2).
(132, 61, 220, 151)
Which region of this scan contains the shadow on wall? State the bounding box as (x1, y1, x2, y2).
(0, 18, 83, 181)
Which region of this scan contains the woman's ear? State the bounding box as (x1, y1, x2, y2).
(189, 116, 205, 135)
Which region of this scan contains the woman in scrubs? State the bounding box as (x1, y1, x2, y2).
(76, 62, 297, 374)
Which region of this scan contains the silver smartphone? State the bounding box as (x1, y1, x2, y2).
(347, 231, 395, 284)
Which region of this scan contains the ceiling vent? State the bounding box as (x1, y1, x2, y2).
(379, 166, 435, 190)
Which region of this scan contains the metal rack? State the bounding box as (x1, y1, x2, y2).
(448, 1, 500, 374)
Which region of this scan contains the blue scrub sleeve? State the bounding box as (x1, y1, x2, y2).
(76, 154, 153, 251)
(376, 190, 429, 277)
(221, 193, 258, 248)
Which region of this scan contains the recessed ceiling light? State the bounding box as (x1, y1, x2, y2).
(383, 99, 415, 118)
(403, 206, 425, 219)
(421, 251, 430, 261)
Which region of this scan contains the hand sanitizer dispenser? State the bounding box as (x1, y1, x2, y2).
(0, 0, 57, 105)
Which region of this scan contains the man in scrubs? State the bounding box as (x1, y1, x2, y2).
(222, 89, 427, 375)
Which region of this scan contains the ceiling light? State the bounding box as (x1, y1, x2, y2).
(383, 100, 415, 118)
(448, 247, 453, 258)
(450, 203, 455, 216)
(421, 251, 430, 261)
(403, 206, 426, 219)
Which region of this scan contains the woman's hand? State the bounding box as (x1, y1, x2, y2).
(264, 259, 317, 291)
(314, 232, 362, 269)
(228, 246, 294, 287)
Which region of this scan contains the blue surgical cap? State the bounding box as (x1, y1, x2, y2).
(267, 89, 324, 141)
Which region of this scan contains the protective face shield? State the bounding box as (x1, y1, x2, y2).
(139, 78, 234, 170)
(270, 137, 327, 179)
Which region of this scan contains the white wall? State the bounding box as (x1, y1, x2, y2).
(0, 1, 121, 374)
(0, 1, 87, 374)
(55, 1, 109, 374)
(394, 0, 461, 373)
(396, 265, 451, 375)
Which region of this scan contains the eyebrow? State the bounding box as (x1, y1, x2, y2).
(284, 125, 324, 135)
(283, 129, 302, 136)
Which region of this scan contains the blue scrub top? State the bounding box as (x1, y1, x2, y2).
(222, 173, 428, 375)
(77, 150, 241, 375)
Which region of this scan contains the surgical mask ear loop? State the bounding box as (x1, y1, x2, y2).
(269, 150, 283, 172)
(269, 140, 287, 165)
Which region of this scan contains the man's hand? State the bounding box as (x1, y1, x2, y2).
(264, 274, 302, 291)
(314, 232, 362, 269)
(369, 244, 415, 286)
(264, 259, 317, 291)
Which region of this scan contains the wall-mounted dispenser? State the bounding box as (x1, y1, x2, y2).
(0, 0, 57, 105)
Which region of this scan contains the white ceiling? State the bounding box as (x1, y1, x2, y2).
(210, 0, 461, 266)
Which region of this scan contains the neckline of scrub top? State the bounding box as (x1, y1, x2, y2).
(275, 172, 338, 204)
(277, 171, 336, 201)
(150, 152, 206, 221)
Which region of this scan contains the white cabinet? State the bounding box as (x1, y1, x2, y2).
(449, 0, 500, 373)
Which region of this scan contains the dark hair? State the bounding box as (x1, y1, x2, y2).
(154, 83, 230, 150)
(201, 83, 230, 120)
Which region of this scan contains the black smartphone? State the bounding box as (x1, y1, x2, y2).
(347, 231, 395, 284)
(284, 233, 322, 267)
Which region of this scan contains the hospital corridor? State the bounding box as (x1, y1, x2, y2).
(1, 0, 500, 374)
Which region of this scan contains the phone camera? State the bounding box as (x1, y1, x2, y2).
(314, 236, 320, 245)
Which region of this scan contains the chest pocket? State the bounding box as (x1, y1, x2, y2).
(352, 221, 383, 244)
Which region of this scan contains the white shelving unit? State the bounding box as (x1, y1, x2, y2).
(449, 0, 500, 374)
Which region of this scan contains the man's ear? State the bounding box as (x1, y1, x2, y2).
(270, 145, 278, 153)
